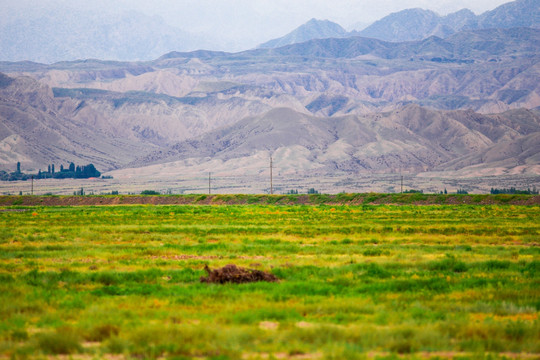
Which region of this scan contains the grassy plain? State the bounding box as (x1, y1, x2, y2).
(0, 201, 539, 359)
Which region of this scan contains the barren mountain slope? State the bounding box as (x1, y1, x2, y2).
(1, 28, 539, 178)
(435, 132, 540, 176)
(9, 28, 536, 117)
(0, 74, 155, 171)
(128, 105, 540, 177)
(50, 87, 306, 146)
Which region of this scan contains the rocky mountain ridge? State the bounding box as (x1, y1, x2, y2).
(259, 0, 540, 48)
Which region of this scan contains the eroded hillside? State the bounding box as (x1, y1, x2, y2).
(0, 27, 539, 181)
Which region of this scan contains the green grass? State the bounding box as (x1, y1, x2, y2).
(0, 204, 538, 359)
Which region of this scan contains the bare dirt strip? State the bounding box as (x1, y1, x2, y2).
(0, 194, 539, 207)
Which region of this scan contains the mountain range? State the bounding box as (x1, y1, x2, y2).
(259, 0, 540, 48)
(1, 0, 538, 64)
(1, 25, 539, 180)
(0, 0, 539, 189)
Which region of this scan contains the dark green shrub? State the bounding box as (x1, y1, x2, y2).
(105, 337, 130, 354)
(482, 260, 511, 270)
(94, 271, 119, 285)
(363, 248, 383, 256)
(429, 254, 468, 273)
(365, 263, 391, 278)
(11, 329, 29, 341)
(86, 324, 120, 341)
(36, 329, 81, 354)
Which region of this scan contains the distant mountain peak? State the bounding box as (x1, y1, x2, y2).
(257, 18, 347, 49)
(479, 0, 540, 29)
(359, 0, 540, 42)
(451, 8, 476, 15)
(396, 8, 437, 15)
(306, 18, 322, 24)
(258, 1, 540, 50)
(359, 8, 445, 42)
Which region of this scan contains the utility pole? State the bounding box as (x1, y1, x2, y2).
(31, 175, 34, 195)
(270, 156, 273, 195)
(208, 172, 211, 195)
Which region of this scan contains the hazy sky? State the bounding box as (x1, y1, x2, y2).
(3, 0, 512, 50)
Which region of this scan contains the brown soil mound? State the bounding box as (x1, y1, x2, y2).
(200, 264, 278, 284)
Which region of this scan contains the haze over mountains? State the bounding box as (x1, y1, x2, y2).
(260, 0, 540, 48)
(258, 19, 349, 49)
(0, 10, 214, 64)
(0, 0, 539, 192)
(1, 0, 537, 63)
(358, 0, 540, 42)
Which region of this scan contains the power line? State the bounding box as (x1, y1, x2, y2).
(270, 156, 273, 195)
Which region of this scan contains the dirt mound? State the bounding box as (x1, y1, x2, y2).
(200, 264, 278, 284)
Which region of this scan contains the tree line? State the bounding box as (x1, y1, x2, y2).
(0, 162, 101, 181)
(490, 187, 538, 195)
